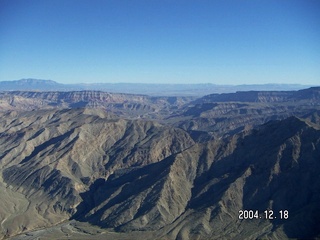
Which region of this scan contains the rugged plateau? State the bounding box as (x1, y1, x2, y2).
(0, 86, 320, 239)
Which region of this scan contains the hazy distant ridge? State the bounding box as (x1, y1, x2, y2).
(0, 79, 315, 96)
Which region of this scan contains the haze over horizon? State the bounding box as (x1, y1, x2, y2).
(1, 0, 319, 85)
(1, 78, 318, 86)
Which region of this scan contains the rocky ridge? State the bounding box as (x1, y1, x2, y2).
(198, 87, 320, 103)
(0, 91, 193, 119)
(0, 109, 319, 239)
(0, 108, 194, 238)
(0, 87, 320, 239)
(169, 87, 320, 137)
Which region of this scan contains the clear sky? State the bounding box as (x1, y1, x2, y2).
(0, 0, 319, 85)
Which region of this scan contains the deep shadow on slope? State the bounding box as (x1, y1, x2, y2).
(71, 116, 320, 239)
(72, 155, 176, 229)
(241, 117, 320, 238)
(188, 117, 320, 238)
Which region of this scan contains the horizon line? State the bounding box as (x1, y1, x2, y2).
(0, 78, 317, 86)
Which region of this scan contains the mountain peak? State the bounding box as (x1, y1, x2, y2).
(18, 78, 59, 84)
(0, 78, 65, 91)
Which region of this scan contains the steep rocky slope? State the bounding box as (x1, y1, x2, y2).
(0, 108, 194, 238)
(1, 108, 320, 239)
(1, 87, 320, 239)
(71, 116, 320, 240)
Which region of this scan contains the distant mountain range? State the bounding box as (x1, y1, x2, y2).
(0, 79, 316, 96)
(1, 86, 319, 138)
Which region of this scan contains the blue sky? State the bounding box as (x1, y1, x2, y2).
(0, 0, 319, 84)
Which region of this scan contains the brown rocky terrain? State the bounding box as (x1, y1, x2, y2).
(1, 88, 319, 138)
(0, 108, 194, 238)
(196, 87, 320, 103)
(68, 116, 320, 240)
(0, 87, 320, 239)
(0, 91, 193, 119)
(168, 87, 320, 138)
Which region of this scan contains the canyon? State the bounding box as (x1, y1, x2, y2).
(0, 85, 319, 239)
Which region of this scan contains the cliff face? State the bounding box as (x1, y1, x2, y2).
(0, 91, 194, 120)
(197, 87, 320, 103)
(1, 87, 319, 113)
(174, 101, 316, 137)
(1, 88, 320, 138)
(169, 87, 320, 137)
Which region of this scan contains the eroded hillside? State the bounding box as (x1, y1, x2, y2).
(0, 88, 320, 239)
(0, 108, 194, 238)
